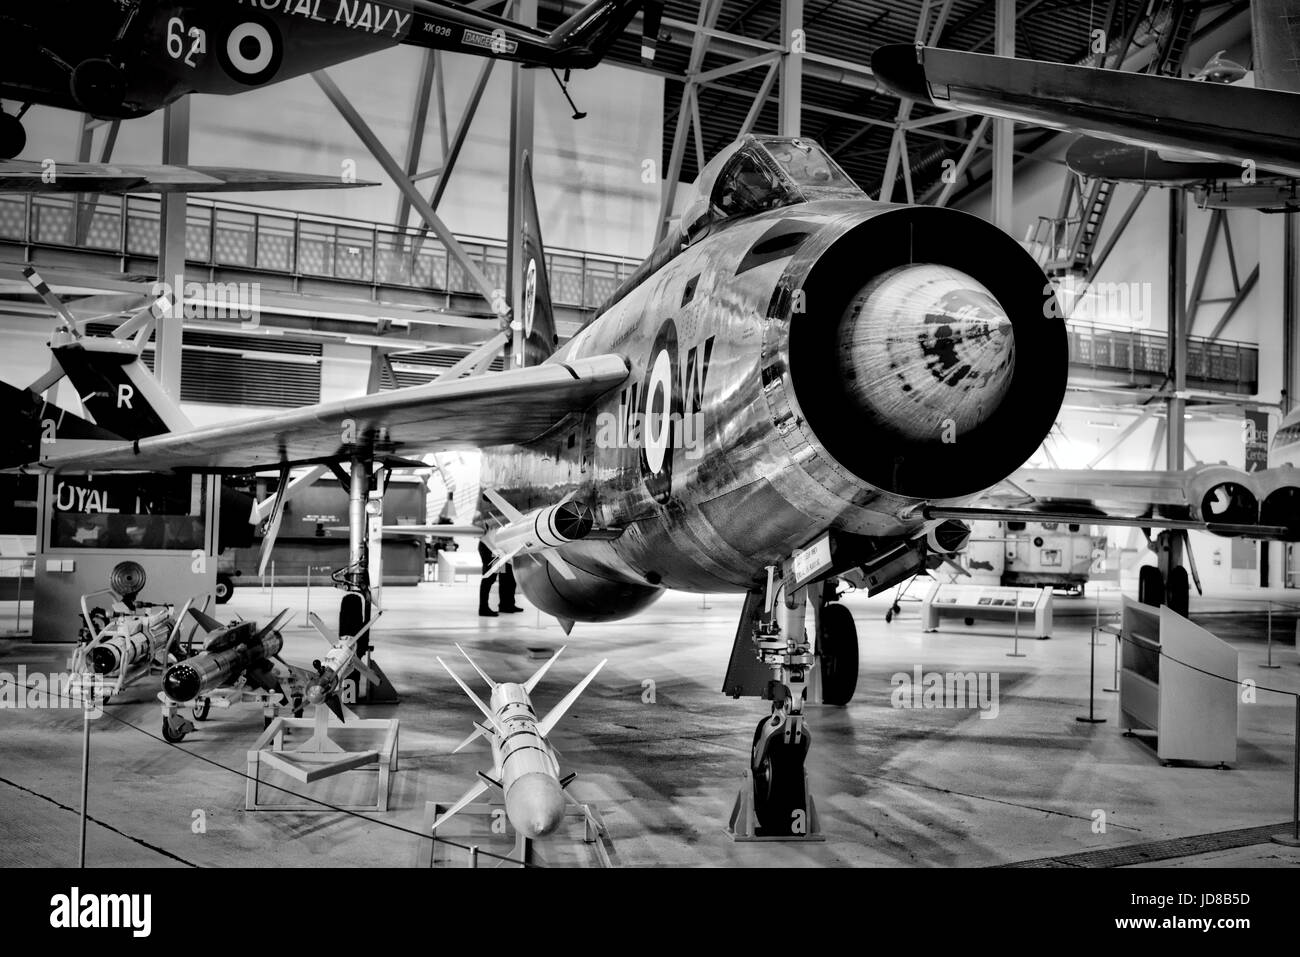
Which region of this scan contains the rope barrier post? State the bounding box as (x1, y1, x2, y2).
(1007, 598, 1026, 658)
(468, 845, 479, 868)
(1272, 696, 1300, 847)
(78, 696, 92, 867)
(1077, 625, 1107, 723)
(1103, 623, 1119, 693)
(14, 557, 23, 632)
(1263, 600, 1281, 669)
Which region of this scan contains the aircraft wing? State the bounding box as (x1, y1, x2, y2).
(870, 44, 1300, 178)
(30, 355, 629, 473)
(924, 465, 1300, 540)
(0, 161, 377, 194)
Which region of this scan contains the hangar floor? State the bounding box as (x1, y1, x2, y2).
(3, 581, 1300, 868)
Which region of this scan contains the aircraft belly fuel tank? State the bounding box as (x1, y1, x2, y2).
(495, 200, 1065, 605)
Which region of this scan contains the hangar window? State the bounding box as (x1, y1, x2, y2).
(48, 475, 207, 551)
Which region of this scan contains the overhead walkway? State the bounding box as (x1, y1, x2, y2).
(0, 194, 1259, 394)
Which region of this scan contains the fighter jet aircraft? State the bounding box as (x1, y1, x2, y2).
(871, 1, 1300, 183)
(13, 135, 1300, 834)
(0, 0, 660, 158)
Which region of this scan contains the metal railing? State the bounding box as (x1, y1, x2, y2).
(0, 193, 642, 312)
(1066, 320, 1258, 391)
(0, 193, 1262, 389)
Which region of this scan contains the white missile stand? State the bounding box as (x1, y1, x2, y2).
(246, 703, 399, 812)
(417, 800, 618, 868)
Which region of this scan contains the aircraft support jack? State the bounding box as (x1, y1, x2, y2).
(550, 68, 587, 120)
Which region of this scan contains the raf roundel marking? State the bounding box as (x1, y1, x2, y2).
(219, 16, 284, 85)
(643, 348, 673, 476)
(523, 258, 538, 339)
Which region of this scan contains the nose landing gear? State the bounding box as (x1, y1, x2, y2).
(727, 573, 851, 841)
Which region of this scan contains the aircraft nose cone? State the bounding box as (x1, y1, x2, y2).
(836, 263, 1016, 443)
(505, 773, 567, 840)
(162, 664, 201, 702)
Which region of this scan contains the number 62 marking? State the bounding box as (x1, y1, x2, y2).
(167, 17, 207, 68)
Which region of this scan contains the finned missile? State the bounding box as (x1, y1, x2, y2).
(303, 611, 382, 720)
(84, 607, 172, 676)
(162, 631, 284, 702)
(162, 608, 292, 703)
(435, 645, 606, 841)
(485, 499, 594, 559)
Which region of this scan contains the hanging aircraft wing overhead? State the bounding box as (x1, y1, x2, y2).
(30, 355, 630, 473)
(870, 44, 1300, 178)
(0, 161, 377, 195)
(923, 465, 1300, 541)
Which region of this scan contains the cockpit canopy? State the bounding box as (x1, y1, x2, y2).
(678, 135, 864, 243)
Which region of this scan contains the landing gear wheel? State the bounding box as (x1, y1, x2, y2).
(191, 698, 211, 722)
(964, 616, 975, 626)
(340, 591, 365, 643)
(1166, 566, 1190, 617)
(1138, 566, 1165, 608)
(215, 573, 234, 605)
(161, 718, 188, 743)
(0, 113, 25, 160)
(70, 58, 127, 115)
(818, 602, 859, 706)
(750, 715, 810, 834)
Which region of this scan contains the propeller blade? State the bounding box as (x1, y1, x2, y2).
(22, 267, 80, 338)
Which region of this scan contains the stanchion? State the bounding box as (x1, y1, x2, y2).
(298, 563, 315, 627)
(14, 558, 23, 633)
(1263, 601, 1281, 669)
(468, 845, 479, 868)
(1007, 602, 1026, 658)
(78, 698, 92, 867)
(700, 593, 710, 610)
(1273, 697, 1300, 847)
(270, 560, 276, 616)
(1076, 626, 1107, 723)
(1103, 627, 1120, 694)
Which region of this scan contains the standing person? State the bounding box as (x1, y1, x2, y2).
(477, 539, 524, 616)
(477, 539, 499, 617)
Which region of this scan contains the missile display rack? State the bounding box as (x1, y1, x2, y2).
(246, 703, 400, 812)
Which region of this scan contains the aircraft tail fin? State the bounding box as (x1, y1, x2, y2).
(1253, 0, 1300, 93)
(0, 380, 122, 468)
(548, 0, 659, 67)
(537, 658, 606, 737)
(513, 150, 557, 368)
(22, 268, 190, 440)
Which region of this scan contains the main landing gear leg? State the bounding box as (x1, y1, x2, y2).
(1139, 530, 1193, 617)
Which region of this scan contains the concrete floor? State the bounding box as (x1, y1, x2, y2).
(3, 579, 1300, 868)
